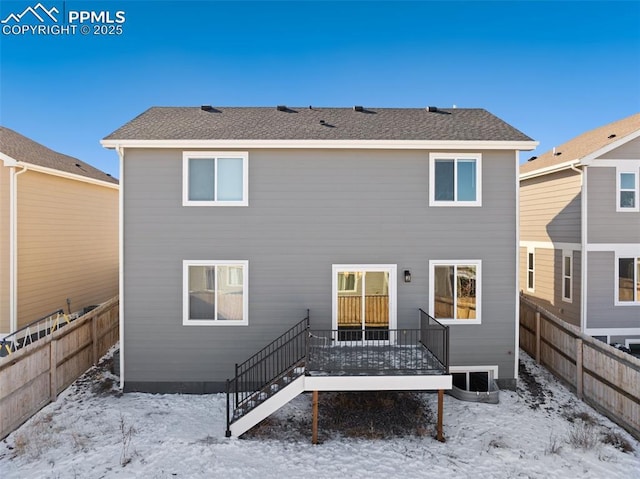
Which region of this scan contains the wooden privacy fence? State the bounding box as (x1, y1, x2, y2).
(0, 296, 119, 440)
(520, 295, 640, 440)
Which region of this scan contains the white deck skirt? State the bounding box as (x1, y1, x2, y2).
(305, 374, 452, 391)
(229, 374, 452, 437)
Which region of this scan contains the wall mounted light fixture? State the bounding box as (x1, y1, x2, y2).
(404, 270, 411, 283)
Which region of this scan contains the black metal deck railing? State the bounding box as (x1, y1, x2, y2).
(419, 308, 449, 373)
(225, 308, 450, 436)
(307, 328, 447, 375)
(225, 311, 310, 436)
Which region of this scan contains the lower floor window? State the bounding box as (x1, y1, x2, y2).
(183, 260, 248, 325)
(430, 260, 481, 324)
(618, 257, 640, 303)
(451, 370, 493, 392)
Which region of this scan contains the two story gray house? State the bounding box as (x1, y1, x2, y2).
(103, 106, 536, 436)
(520, 113, 640, 351)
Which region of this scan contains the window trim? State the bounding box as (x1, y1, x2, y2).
(429, 259, 481, 325)
(182, 151, 249, 206)
(526, 248, 535, 292)
(615, 255, 639, 306)
(562, 250, 572, 303)
(616, 168, 639, 212)
(183, 260, 249, 326)
(429, 153, 482, 207)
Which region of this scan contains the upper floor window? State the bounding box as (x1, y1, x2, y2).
(429, 153, 482, 206)
(183, 260, 249, 325)
(183, 151, 248, 206)
(617, 169, 638, 212)
(617, 257, 639, 305)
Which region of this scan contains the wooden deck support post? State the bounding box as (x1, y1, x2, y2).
(312, 390, 319, 445)
(436, 389, 445, 442)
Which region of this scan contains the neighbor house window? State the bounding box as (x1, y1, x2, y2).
(430, 260, 481, 324)
(183, 260, 248, 325)
(429, 153, 482, 206)
(183, 151, 248, 206)
(617, 170, 638, 212)
(527, 249, 535, 292)
(562, 250, 572, 302)
(617, 257, 639, 304)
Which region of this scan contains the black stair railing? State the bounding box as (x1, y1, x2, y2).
(226, 310, 310, 436)
(419, 309, 450, 373)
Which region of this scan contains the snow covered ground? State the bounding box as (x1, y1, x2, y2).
(1, 347, 638, 479)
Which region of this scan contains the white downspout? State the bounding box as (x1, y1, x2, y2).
(116, 146, 125, 389)
(514, 151, 520, 382)
(9, 164, 28, 333)
(570, 163, 586, 333)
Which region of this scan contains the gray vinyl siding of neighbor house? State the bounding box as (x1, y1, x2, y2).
(122, 148, 519, 392)
(587, 167, 640, 244)
(587, 252, 640, 329)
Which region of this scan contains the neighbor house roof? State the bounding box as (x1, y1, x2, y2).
(520, 112, 640, 175)
(103, 106, 534, 143)
(0, 126, 118, 184)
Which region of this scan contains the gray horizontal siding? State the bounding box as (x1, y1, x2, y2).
(599, 137, 640, 159)
(123, 148, 518, 388)
(587, 167, 640, 244)
(586, 251, 640, 329)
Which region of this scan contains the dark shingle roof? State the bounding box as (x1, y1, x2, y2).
(103, 106, 534, 142)
(0, 126, 117, 184)
(521, 112, 640, 175)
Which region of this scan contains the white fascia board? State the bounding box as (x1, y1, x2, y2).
(9, 161, 119, 189)
(581, 129, 640, 165)
(101, 139, 539, 151)
(519, 159, 582, 180)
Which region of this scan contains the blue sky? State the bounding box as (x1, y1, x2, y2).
(1, 0, 639, 178)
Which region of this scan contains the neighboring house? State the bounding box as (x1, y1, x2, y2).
(102, 106, 536, 435)
(0, 126, 119, 338)
(519, 113, 640, 351)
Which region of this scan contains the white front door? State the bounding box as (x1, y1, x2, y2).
(332, 264, 397, 342)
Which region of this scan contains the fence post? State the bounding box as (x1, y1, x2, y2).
(92, 313, 99, 366)
(50, 338, 58, 402)
(575, 338, 583, 399)
(535, 311, 541, 364)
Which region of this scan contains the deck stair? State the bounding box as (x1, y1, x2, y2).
(225, 309, 451, 438)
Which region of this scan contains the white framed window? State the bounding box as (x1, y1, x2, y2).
(562, 250, 572, 303)
(429, 153, 482, 206)
(450, 365, 498, 392)
(429, 260, 481, 324)
(616, 256, 640, 305)
(183, 151, 248, 206)
(183, 260, 248, 325)
(527, 248, 535, 292)
(616, 169, 638, 212)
